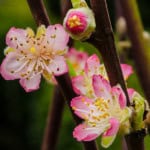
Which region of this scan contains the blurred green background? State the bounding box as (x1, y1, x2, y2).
(0, 0, 150, 150)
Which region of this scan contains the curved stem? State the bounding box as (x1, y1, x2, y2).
(27, 0, 50, 26)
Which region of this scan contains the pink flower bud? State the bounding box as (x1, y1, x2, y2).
(63, 7, 96, 40)
(65, 11, 87, 34)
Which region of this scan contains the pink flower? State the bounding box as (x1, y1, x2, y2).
(71, 75, 131, 147)
(1, 24, 69, 92)
(71, 54, 132, 147)
(72, 54, 133, 97)
(66, 48, 88, 75)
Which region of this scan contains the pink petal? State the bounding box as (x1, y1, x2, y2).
(85, 54, 100, 76)
(92, 75, 111, 100)
(19, 74, 41, 92)
(71, 96, 92, 119)
(112, 85, 127, 109)
(103, 118, 119, 137)
(121, 64, 133, 80)
(72, 75, 86, 95)
(46, 24, 69, 51)
(67, 48, 88, 70)
(64, 9, 88, 34)
(6, 27, 29, 50)
(127, 88, 135, 100)
(73, 123, 99, 141)
(68, 48, 88, 61)
(0, 52, 27, 80)
(47, 56, 68, 76)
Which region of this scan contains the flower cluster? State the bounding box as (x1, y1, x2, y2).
(70, 53, 133, 147)
(0, 24, 69, 92)
(0, 0, 148, 146)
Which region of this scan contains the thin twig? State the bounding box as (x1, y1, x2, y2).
(115, 1, 128, 150)
(89, 0, 130, 105)
(60, 0, 72, 19)
(27, 0, 50, 26)
(89, 0, 146, 150)
(41, 87, 65, 150)
(119, 0, 150, 104)
(55, 74, 98, 150)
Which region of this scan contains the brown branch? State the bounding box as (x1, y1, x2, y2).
(60, 0, 72, 19)
(27, 0, 98, 149)
(41, 87, 65, 150)
(88, 0, 146, 150)
(125, 129, 146, 150)
(55, 73, 98, 150)
(60, 0, 73, 47)
(27, 0, 50, 26)
(89, 0, 130, 105)
(119, 0, 150, 104)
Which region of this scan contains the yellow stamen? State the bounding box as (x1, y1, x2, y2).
(67, 15, 82, 28)
(30, 47, 36, 54)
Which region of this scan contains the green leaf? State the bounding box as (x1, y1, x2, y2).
(101, 135, 116, 148)
(132, 92, 145, 130)
(71, 0, 87, 8)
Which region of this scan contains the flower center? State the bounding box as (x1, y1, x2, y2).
(67, 15, 82, 28)
(87, 98, 110, 127)
(30, 47, 36, 54)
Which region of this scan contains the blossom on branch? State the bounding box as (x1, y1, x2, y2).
(71, 75, 131, 148)
(70, 54, 133, 147)
(72, 54, 133, 97)
(0, 24, 69, 92)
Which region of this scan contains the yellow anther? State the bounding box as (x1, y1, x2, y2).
(30, 47, 36, 53)
(94, 98, 109, 109)
(72, 106, 77, 110)
(67, 15, 82, 28)
(51, 34, 56, 38)
(81, 97, 85, 102)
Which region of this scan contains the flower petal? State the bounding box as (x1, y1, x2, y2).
(121, 64, 133, 80)
(112, 85, 127, 109)
(127, 88, 135, 100)
(92, 75, 111, 100)
(72, 75, 86, 95)
(67, 48, 88, 73)
(46, 24, 69, 51)
(71, 96, 92, 119)
(103, 118, 119, 137)
(85, 54, 100, 76)
(47, 56, 68, 76)
(1, 52, 28, 80)
(19, 74, 41, 92)
(73, 123, 99, 141)
(6, 27, 30, 50)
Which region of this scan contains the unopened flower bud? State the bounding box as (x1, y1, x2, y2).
(63, 7, 96, 40)
(116, 17, 127, 37)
